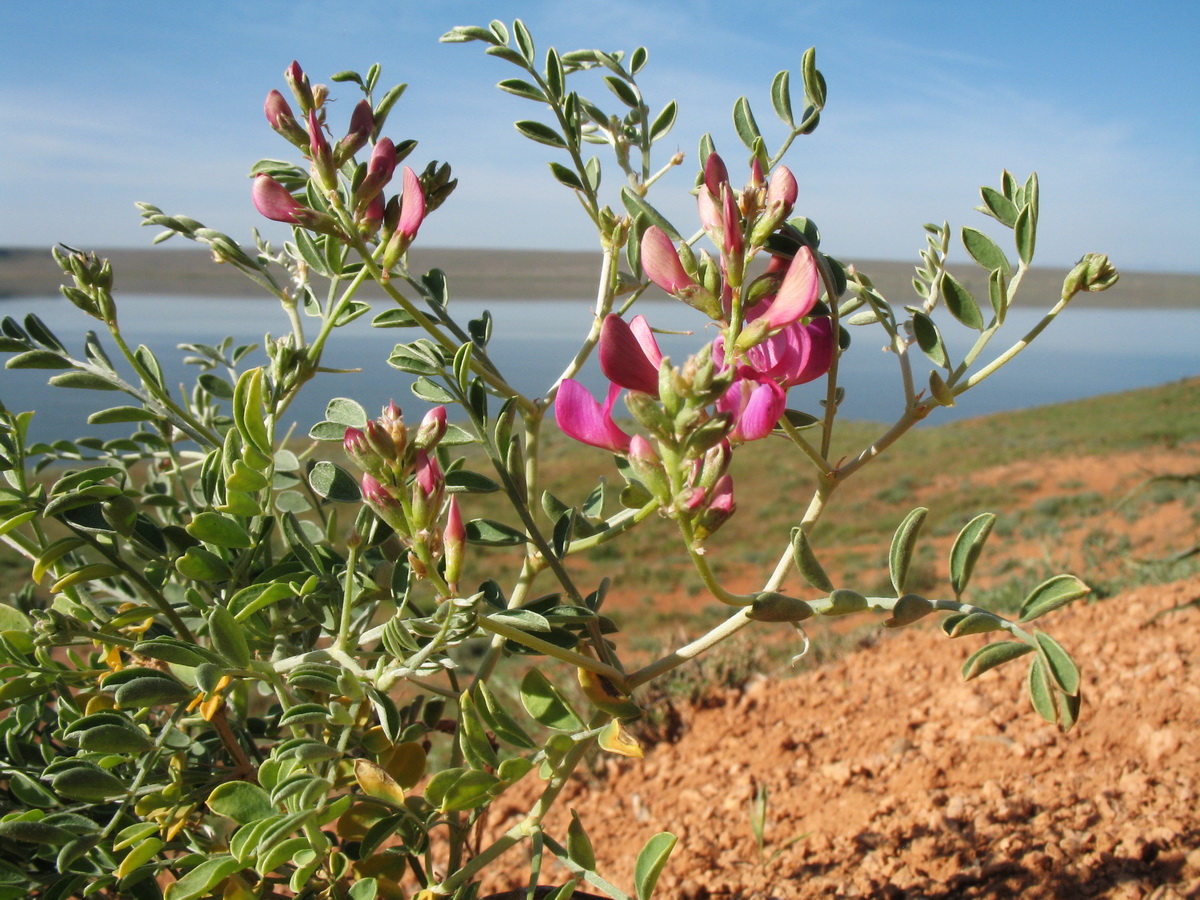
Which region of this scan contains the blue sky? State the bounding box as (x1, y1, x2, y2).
(3, 1, 1197, 273)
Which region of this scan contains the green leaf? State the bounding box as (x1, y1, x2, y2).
(208, 605, 251, 668)
(371, 308, 419, 328)
(1035, 630, 1080, 696)
(75, 722, 152, 754)
(634, 832, 677, 900)
(438, 769, 501, 812)
(51, 765, 126, 801)
(620, 187, 681, 241)
(961, 227, 1011, 277)
(164, 855, 241, 900)
(87, 406, 156, 424)
(961, 640, 1035, 680)
(466, 518, 527, 546)
(1027, 656, 1058, 725)
(732, 96, 761, 150)
(883, 593, 933, 628)
(46, 371, 120, 390)
(988, 267, 1009, 325)
(978, 186, 1018, 228)
(521, 668, 584, 732)
(1015, 205, 1036, 265)
(821, 589, 868, 616)
(940, 272, 984, 330)
(175, 546, 233, 582)
(0, 819, 75, 845)
(942, 611, 1005, 638)
(888, 507, 927, 595)
(324, 397, 368, 428)
(515, 120, 568, 149)
(207, 782, 274, 825)
(6, 350, 72, 369)
(1018, 574, 1090, 623)
(911, 311, 948, 368)
(115, 675, 193, 708)
(549, 162, 585, 191)
(232, 368, 271, 455)
(458, 693, 500, 770)
(187, 512, 252, 549)
(567, 811, 597, 871)
(445, 469, 501, 494)
(790, 528, 834, 593)
(649, 100, 677, 142)
(308, 460, 361, 502)
(497, 78, 545, 101)
(801, 47, 825, 108)
(476, 680, 537, 750)
(512, 17, 535, 60)
(770, 70, 794, 126)
(949, 512, 995, 598)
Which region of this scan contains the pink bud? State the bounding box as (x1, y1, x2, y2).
(284, 60, 315, 113)
(766, 166, 798, 217)
(599, 314, 663, 396)
(264, 90, 294, 129)
(749, 157, 765, 188)
(414, 406, 447, 449)
(721, 186, 743, 260)
(361, 473, 397, 508)
(335, 99, 375, 166)
(357, 138, 398, 205)
(703, 153, 729, 196)
(252, 175, 303, 224)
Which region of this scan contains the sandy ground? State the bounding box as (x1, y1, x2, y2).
(471, 443, 1200, 899)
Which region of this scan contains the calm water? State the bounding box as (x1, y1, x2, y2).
(2, 295, 1197, 442)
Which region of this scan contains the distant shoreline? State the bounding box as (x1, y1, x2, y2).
(2, 246, 1196, 308)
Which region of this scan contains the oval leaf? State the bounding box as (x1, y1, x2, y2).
(634, 832, 678, 900)
(1018, 574, 1090, 623)
(888, 507, 927, 595)
(949, 513, 995, 598)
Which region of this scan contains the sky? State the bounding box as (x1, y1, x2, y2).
(3, 1, 1198, 273)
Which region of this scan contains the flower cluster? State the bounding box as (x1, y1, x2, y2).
(556, 153, 836, 544)
(252, 61, 427, 261)
(343, 403, 465, 587)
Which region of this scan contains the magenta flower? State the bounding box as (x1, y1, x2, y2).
(599, 314, 663, 396)
(717, 375, 786, 443)
(744, 315, 835, 387)
(252, 175, 304, 224)
(555, 380, 632, 453)
(640, 227, 694, 295)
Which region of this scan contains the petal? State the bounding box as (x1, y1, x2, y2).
(398, 166, 426, 240)
(555, 380, 631, 453)
(763, 246, 820, 329)
(599, 314, 662, 395)
(789, 316, 835, 386)
(640, 227, 693, 295)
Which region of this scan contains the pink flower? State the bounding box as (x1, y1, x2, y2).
(745, 316, 835, 387)
(717, 375, 786, 443)
(264, 90, 294, 129)
(252, 175, 304, 224)
(414, 405, 447, 449)
(641, 227, 694, 295)
(599, 314, 663, 396)
(397, 166, 426, 242)
(555, 380, 632, 453)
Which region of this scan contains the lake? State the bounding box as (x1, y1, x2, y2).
(1, 295, 1197, 443)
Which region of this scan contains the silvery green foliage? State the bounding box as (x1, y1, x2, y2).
(0, 19, 1113, 900)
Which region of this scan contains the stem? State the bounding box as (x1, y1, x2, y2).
(628, 606, 756, 688)
(475, 614, 627, 686)
(953, 289, 1073, 397)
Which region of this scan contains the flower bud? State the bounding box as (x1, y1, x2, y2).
(442, 496, 466, 588)
(356, 138, 398, 206)
(413, 406, 447, 450)
(627, 435, 670, 504)
(692, 474, 736, 544)
(251, 175, 341, 234)
(335, 99, 375, 167)
(307, 111, 338, 191)
(361, 474, 409, 537)
(284, 61, 314, 113)
(380, 167, 427, 268)
(379, 400, 405, 438)
(1062, 252, 1119, 299)
(264, 90, 308, 148)
(344, 427, 388, 479)
(410, 450, 444, 533)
